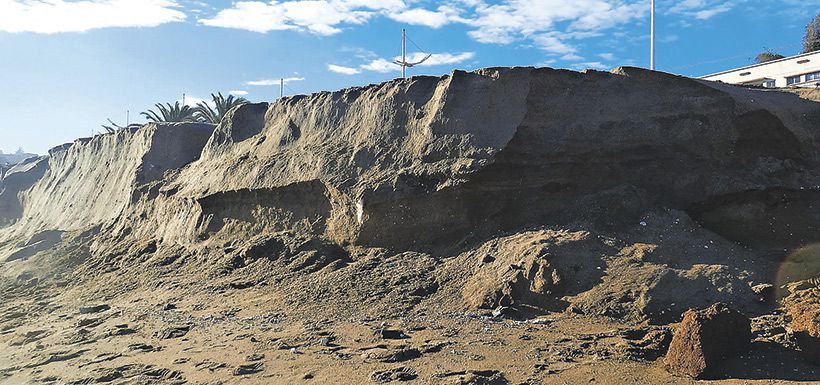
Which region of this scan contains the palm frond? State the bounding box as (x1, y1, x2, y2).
(193, 92, 249, 124)
(141, 101, 198, 123)
(101, 118, 142, 133)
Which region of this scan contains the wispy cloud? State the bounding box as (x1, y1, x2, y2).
(669, 0, 734, 20)
(0, 0, 186, 33)
(561, 53, 584, 61)
(328, 64, 361, 75)
(179, 94, 210, 108)
(359, 52, 476, 73)
(245, 77, 305, 86)
(196, 0, 653, 58)
(229, 90, 249, 96)
(387, 6, 462, 29)
(571, 61, 610, 70)
(360, 58, 397, 73)
(532, 32, 579, 55)
(199, 0, 404, 35)
(462, 0, 646, 55)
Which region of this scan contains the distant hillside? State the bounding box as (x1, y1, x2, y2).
(0, 150, 37, 166)
(0, 151, 37, 179)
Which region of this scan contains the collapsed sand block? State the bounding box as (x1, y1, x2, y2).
(664, 303, 751, 378)
(782, 280, 820, 362)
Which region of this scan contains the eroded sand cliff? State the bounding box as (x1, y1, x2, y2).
(0, 67, 818, 384)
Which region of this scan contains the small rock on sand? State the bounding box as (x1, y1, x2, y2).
(664, 303, 751, 378)
(79, 304, 110, 314)
(371, 367, 417, 383)
(233, 362, 264, 376)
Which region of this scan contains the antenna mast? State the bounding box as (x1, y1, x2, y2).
(650, 0, 655, 70)
(280, 78, 284, 98)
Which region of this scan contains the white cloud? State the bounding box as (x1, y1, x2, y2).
(463, 0, 645, 50)
(659, 34, 679, 43)
(339, 46, 378, 60)
(561, 53, 584, 61)
(197, 0, 675, 62)
(458, 0, 648, 56)
(199, 0, 404, 35)
(179, 95, 211, 108)
(572, 61, 610, 70)
(360, 51, 475, 73)
(0, 0, 186, 33)
(532, 33, 577, 55)
(361, 58, 397, 73)
(410, 52, 475, 65)
(328, 64, 361, 75)
(388, 7, 459, 28)
(229, 90, 249, 96)
(598, 52, 615, 61)
(569, 1, 646, 31)
(195, 0, 756, 70)
(245, 77, 305, 86)
(669, 0, 733, 20)
(692, 4, 732, 20)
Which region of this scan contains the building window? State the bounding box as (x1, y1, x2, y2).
(806, 72, 820, 82)
(787, 75, 802, 85)
(763, 79, 776, 88)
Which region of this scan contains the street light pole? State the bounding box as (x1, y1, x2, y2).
(650, 0, 656, 70)
(401, 28, 406, 79)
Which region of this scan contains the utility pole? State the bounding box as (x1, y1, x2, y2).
(394, 29, 430, 79)
(182, 93, 186, 106)
(650, 0, 655, 70)
(401, 28, 406, 79)
(126, 110, 130, 126)
(280, 78, 284, 98)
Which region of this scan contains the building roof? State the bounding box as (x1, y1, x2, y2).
(700, 50, 820, 79)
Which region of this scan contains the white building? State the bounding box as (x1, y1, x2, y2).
(700, 51, 820, 88)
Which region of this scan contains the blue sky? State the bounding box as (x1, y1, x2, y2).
(0, 0, 817, 154)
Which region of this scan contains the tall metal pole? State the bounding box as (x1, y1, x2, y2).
(280, 78, 284, 98)
(650, 0, 655, 70)
(401, 29, 406, 79)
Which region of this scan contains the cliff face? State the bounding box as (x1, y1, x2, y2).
(1, 67, 819, 323)
(122, 67, 820, 254)
(0, 123, 214, 250)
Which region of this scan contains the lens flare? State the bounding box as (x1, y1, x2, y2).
(776, 243, 820, 298)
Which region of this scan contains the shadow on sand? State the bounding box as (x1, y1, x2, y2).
(706, 341, 819, 381)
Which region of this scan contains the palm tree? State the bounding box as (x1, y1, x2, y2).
(101, 118, 142, 134)
(194, 92, 248, 124)
(141, 101, 198, 123)
(755, 50, 785, 64)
